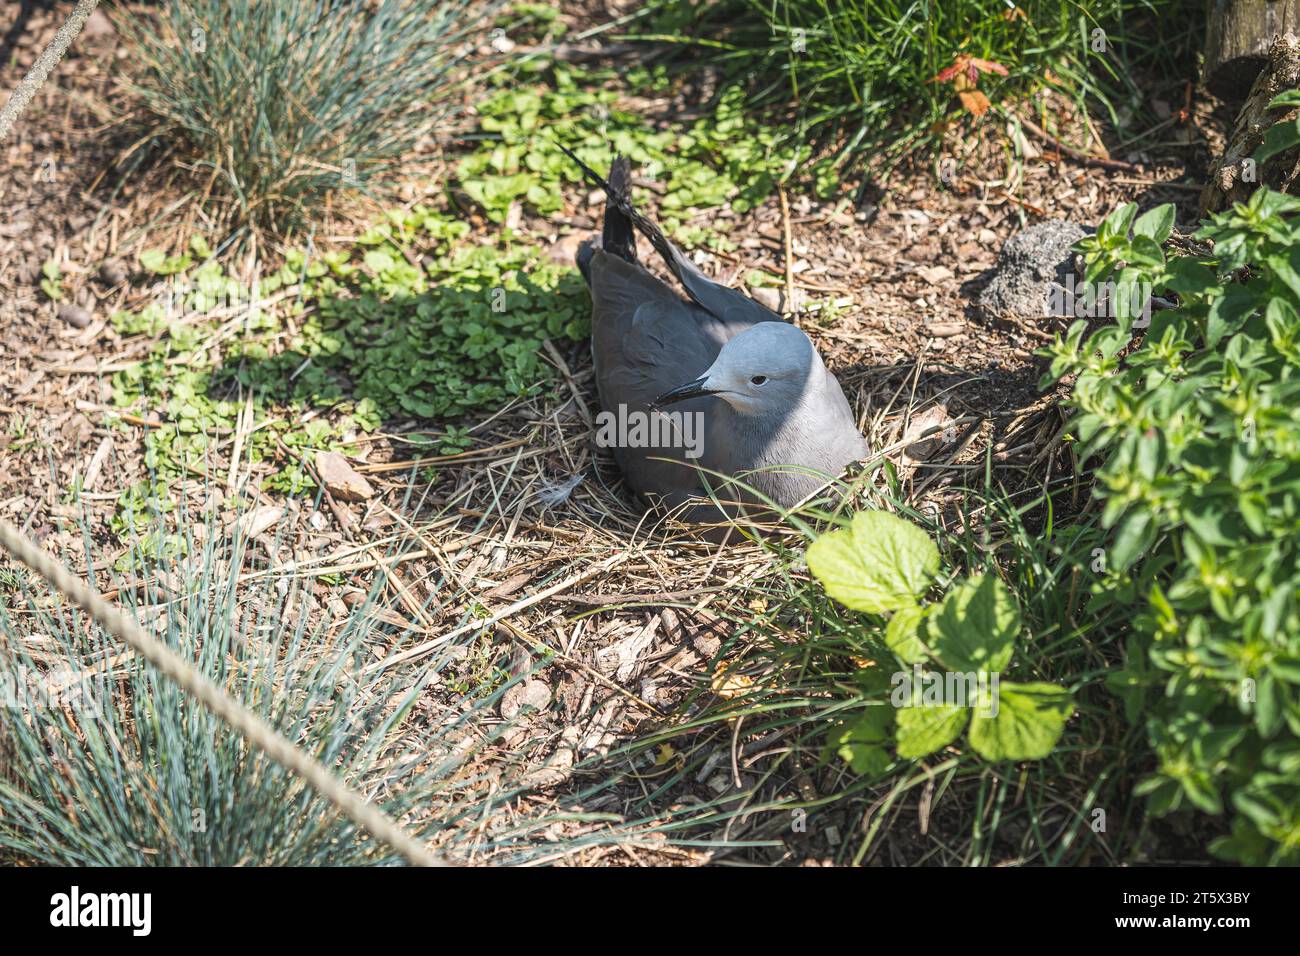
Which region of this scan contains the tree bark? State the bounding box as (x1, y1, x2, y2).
(1200, 33, 1300, 216)
(1205, 0, 1300, 99)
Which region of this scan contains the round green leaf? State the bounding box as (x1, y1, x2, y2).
(923, 574, 1019, 672)
(885, 604, 929, 664)
(1132, 204, 1176, 245)
(896, 702, 968, 759)
(806, 511, 940, 614)
(968, 681, 1074, 761)
(829, 706, 894, 776)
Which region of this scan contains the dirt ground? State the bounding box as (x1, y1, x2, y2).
(0, 2, 1229, 864)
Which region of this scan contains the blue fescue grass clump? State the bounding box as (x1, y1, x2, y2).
(0, 504, 545, 866)
(119, 0, 486, 235)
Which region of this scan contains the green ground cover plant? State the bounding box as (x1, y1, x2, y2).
(108, 204, 588, 499)
(458, 64, 822, 234)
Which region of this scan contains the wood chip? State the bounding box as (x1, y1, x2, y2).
(314, 450, 375, 501)
(917, 265, 954, 284)
(82, 436, 112, 491)
(237, 505, 284, 538)
(900, 403, 951, 466)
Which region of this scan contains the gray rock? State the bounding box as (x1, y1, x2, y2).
(977, 220, 1090, 320)
(57, 303, 92, 329)
(499, 679, 551, 720)
(98, 259, 128, 286)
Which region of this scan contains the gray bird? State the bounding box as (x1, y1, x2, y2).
(567, 151, 869, 519)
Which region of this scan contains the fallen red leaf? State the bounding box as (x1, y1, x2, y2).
(930, 54, 1010, 88)
(959, 89, 992, 117)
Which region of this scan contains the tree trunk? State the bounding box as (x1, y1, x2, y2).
(1200, 33, 1300, 216)
(1205, 0, 1300, 99)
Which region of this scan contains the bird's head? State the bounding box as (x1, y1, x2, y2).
(651, 321, 816, 416)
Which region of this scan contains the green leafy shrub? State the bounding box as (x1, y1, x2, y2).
(1044, 191, 1300, 864)
(121, 0, 484, 234)
(807, 510, 1074, 770)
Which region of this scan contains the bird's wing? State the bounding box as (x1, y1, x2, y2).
(633, 214, 779, 326)
(587, 258, 733, 503)
(591, 265, 724, 406)
(587, 250, 748, 387)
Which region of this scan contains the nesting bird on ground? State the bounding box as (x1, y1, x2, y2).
(566, 149, 869, 519)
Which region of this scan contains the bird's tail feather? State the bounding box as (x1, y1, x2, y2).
(556, 144, 638, 266)
(603, 156, 638, 265)
(558, 142, 724, 311)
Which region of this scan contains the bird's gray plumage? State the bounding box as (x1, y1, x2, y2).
(571, 152, 869, 518)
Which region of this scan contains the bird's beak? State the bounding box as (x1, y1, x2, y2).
(651, 376, 719, 409)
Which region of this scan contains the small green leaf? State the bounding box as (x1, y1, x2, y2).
(139, 248, 166, 273)
(189, 234, 213, 259)
(1267, 89, 1300, 111)
(1255, 672, 1282, 736)
(1178, 769, 1225, 815)
(968, 682, 1074, 761)
(896, 702, 968, 759)
(363, 249, 395, 273)
(1099, 202, 1137, 243)
(138, 248, 190, 276)
(829, 706, 894, 776)
(923, 574, 1019, 672)
(806, 510, 940, 614)
(1110, 508, 1157, 571)
(1255, 118, 1300, 164)
(885, 604, 929, 664)
(1132, 204, 1175, 244)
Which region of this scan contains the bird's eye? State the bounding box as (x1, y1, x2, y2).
(750, 375, 768, 387)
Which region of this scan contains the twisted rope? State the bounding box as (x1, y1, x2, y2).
(0, 520, 442, 866)
(0, 0, 100, 144)
(0, 2, 442, 867)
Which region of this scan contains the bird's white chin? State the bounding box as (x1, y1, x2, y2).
(716, 393, 763, 415)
